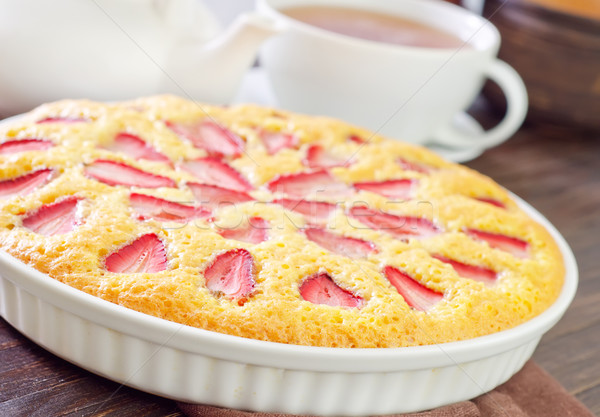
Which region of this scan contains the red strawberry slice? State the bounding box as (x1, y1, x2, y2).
(303, 144, 351, 169)
(272, 198, 337, 224)
(348, 206, 441, 240)
(299, 272, 364, 308)
(259, 130, 299, 155)
(104, 133, 170, 163)
(181, 157, 252, 192)
(217, 217, 269, 244)
(129, 193, 210, 223)
(474, 197, 507, 209)
(353, 179, 416, 199)
(85, 159, 176, 188)
(22, 196, 83, 236)
(432, 254, 497, 285)
(465, 228, 529, 258)
(188, 182, 253, 209)
(397, 157, 431, 174)
(347, 134, 367, 144)
(382, 266, 442, 311)
(267, 169, 350, 198)
(0, 168, 54, 198)
(166, 120, 244, 158)
(105, 233, 168, 274)
(304, 226, 377, 259)
(0, 139, 53, 154)
(36, 117, 88, 124)
(203, 248, 255, 300)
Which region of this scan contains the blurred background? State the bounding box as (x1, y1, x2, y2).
(480, 0, 600, 132)
(201, 0, 600, 132)
(1, 0, 597, 131)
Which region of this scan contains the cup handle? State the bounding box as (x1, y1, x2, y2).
(432, 60, 528, 150)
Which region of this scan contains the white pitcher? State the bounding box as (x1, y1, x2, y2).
(0, 0, 282, 114)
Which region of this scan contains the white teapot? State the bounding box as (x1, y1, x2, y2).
(0, 0, 281, 114)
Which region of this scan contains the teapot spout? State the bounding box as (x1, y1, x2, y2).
(160, 12, 284, 105)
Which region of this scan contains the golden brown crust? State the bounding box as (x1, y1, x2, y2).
(0, 96, 564, 347)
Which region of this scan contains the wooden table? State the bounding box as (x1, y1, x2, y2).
(1, 103, 599, 416)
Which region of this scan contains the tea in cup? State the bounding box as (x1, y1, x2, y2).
(256, 0, 528, 150)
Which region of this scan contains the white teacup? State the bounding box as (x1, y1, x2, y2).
(256, 0, 528, 150)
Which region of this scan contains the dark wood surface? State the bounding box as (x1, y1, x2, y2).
(1, 103, 599, 416)
(483, 0, 600, 131)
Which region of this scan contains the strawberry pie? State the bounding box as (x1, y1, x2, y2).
(0, 96, 565, 348)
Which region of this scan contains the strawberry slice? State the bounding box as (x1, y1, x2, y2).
(303, 144, 351, 169)
(203, 248, 255, 300)
(259, 130, 299, 155)
(0, 139, 53, 154)
(348, 206, 441, 240)
(299, 272, 364, 308)
(465, 228, 529, 258)
(104, 133, 170, 163)
(85, 159, 176, 188)
(0, 168, 54, 198)
(347, 134, 367, 144)
(432, 254, 497, 285)
(304, 226, 377, 259)
(166, 120, 244, 158)
(22, 196, 83, 236)
(105, 233, 168, 274)
(382, 266, 442, 311)
(217, 217, 269, 244)
(397, 157, 431, 174)
(272, 198, 337, 224)
(267, 169, 350, 198)
(353, 179, 416, 199)
(188, 182, 253, 209)
(181, 157, 252, 192)
(129, 193, 210, 223)
(36, 117, 88, 124)
(474, 197, 507, 209)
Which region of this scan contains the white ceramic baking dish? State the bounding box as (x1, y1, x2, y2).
(0, 195, 577, 416)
